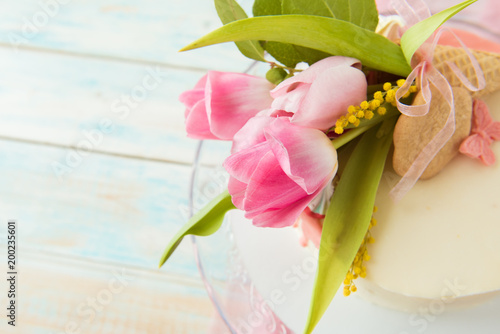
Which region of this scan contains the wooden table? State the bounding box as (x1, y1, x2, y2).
(0, 0, 254, 332)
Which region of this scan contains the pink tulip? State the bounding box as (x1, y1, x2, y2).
(270, 56, 367, 131)
(224, 117, 338, 228)
(179, 71, 274, 140)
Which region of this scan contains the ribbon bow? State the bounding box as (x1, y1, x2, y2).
(460, 100, 500, 165)
(389, 0, 486, 201)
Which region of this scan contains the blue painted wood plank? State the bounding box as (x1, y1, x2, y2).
(0, 0, 255, 72)
(0, 250, 215, 333)
(0, 46, 232, 166)
(0, 139, 227, 279)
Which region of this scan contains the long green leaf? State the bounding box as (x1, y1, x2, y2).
(180, 15, 412, 76)
(159, 190, 235, 268)
(278, 0, 379, 65)
(304, 118, 397, 334)
(400, 0, 476, 65)
(282, 0, 378, 31)
(214, 0, 266, 62)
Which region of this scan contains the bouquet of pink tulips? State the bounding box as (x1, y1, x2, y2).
(159, 0, 499, 332)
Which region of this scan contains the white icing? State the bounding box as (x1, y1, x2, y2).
(364, 92, 500, 306)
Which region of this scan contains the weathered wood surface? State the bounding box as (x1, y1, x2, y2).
(0, 0, 252, 332)
(2, 250, 216, 334)
(0, 0, 254, 72)
(0, 139, 206, 276)
(0, 38, 231, 166)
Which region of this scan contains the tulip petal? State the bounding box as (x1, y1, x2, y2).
(231, 116, 274, 153)
(227, 177, 247, 209)
(194, 74, 208, 89)
(265, 118, 337, 194)
(205, 72, 274, 139)
(298, 210, 323, 248)
(251, 190, 320, 228)
(291, 65, 367, 130)
(271, 83, 310, 114)
(179, 74, 208, 110)
(185, 100, 218, 140)
(270, 57, 362, 98)
(258, 108, 294, 118)
(179, 88, 205, 111)
(224, 142, 269, 182)
(242, 151, 312, 214)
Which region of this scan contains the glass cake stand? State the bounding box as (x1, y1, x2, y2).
(189, 141, 291, 334)
(187, 141, 500, 334)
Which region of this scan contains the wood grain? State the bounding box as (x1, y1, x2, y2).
(0, 0, 254, 72)
(0, 0, 261, 332)
(0, 46, 231, 165)
(0, 249, 216, 334)
(0, 138, 230, 278)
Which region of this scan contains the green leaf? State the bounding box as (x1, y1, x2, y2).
(253, 0, 329, 66)
(180, 15, 412, 76)
(282, 0, 378, 31)
(159, 190, 235, 268)
(214, 0, 266, 62)
(400, 0, 476, 65)
(253, 0, 282, 16)
(304, 118, 397, 334)
(264, 41, 330, 67)
(251, 0, 379, 66)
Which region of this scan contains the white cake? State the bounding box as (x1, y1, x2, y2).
(229, 91, 500, 333)
(355, 91, 500, 310)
